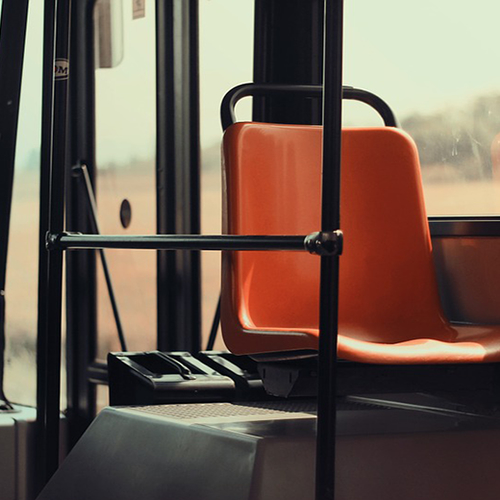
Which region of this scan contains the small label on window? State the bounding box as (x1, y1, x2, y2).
(54, 59, 69, 80)
(132, 0, 145, 19)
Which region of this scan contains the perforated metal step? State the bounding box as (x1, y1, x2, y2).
(125, 399, 391, 421)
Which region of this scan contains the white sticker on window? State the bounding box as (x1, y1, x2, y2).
(132, 0, 145, 19)
(54, 59, 69, 80)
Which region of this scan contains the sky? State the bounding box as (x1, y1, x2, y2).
(12, 0, 500, 168)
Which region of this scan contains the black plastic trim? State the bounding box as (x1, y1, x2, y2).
(430, 217, 500, 237)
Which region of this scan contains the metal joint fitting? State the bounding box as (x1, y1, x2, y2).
(304, 230, 343, 256)
(45, 231, 81, 250)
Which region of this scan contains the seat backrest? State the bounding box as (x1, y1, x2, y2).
(221, 124, 448, 356)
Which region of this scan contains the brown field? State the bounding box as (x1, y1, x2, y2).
(4, 163, 225, 407)
(4, 160, 500, 406)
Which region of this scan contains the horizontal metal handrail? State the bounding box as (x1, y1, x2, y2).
(47, 231, 343, 256)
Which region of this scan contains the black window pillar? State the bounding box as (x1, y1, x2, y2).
(253, 0, 324, 125)
(156, 0, 201, 352)
(65, 0, 97, 446)
(36, 0, 72, 488)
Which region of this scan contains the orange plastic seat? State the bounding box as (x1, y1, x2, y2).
(221, 123, 500, 364)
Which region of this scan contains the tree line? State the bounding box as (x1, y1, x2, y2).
(402, 93, 500, 181)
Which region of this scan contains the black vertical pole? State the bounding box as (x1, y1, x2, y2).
(0, 0, 30, 410)
(156, 0, 201, 352)
(315, 0, 343, 499)
(253, 0, 324, 125)
(65, 0, 97, 446)
(36, 0, 72, 489)
(35, 0, 56, 492)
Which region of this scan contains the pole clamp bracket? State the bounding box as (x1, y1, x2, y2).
(304, 230, 343, 256)
(46, 231, 81, 250)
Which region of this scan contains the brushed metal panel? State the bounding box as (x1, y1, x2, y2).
(433, 237, 500, 323)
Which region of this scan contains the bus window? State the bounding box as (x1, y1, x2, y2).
(4, 0, 43, 406)
(344, 0, 500, 215)
(199, 0, 254, 349)
(94, 0, 156, 358)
